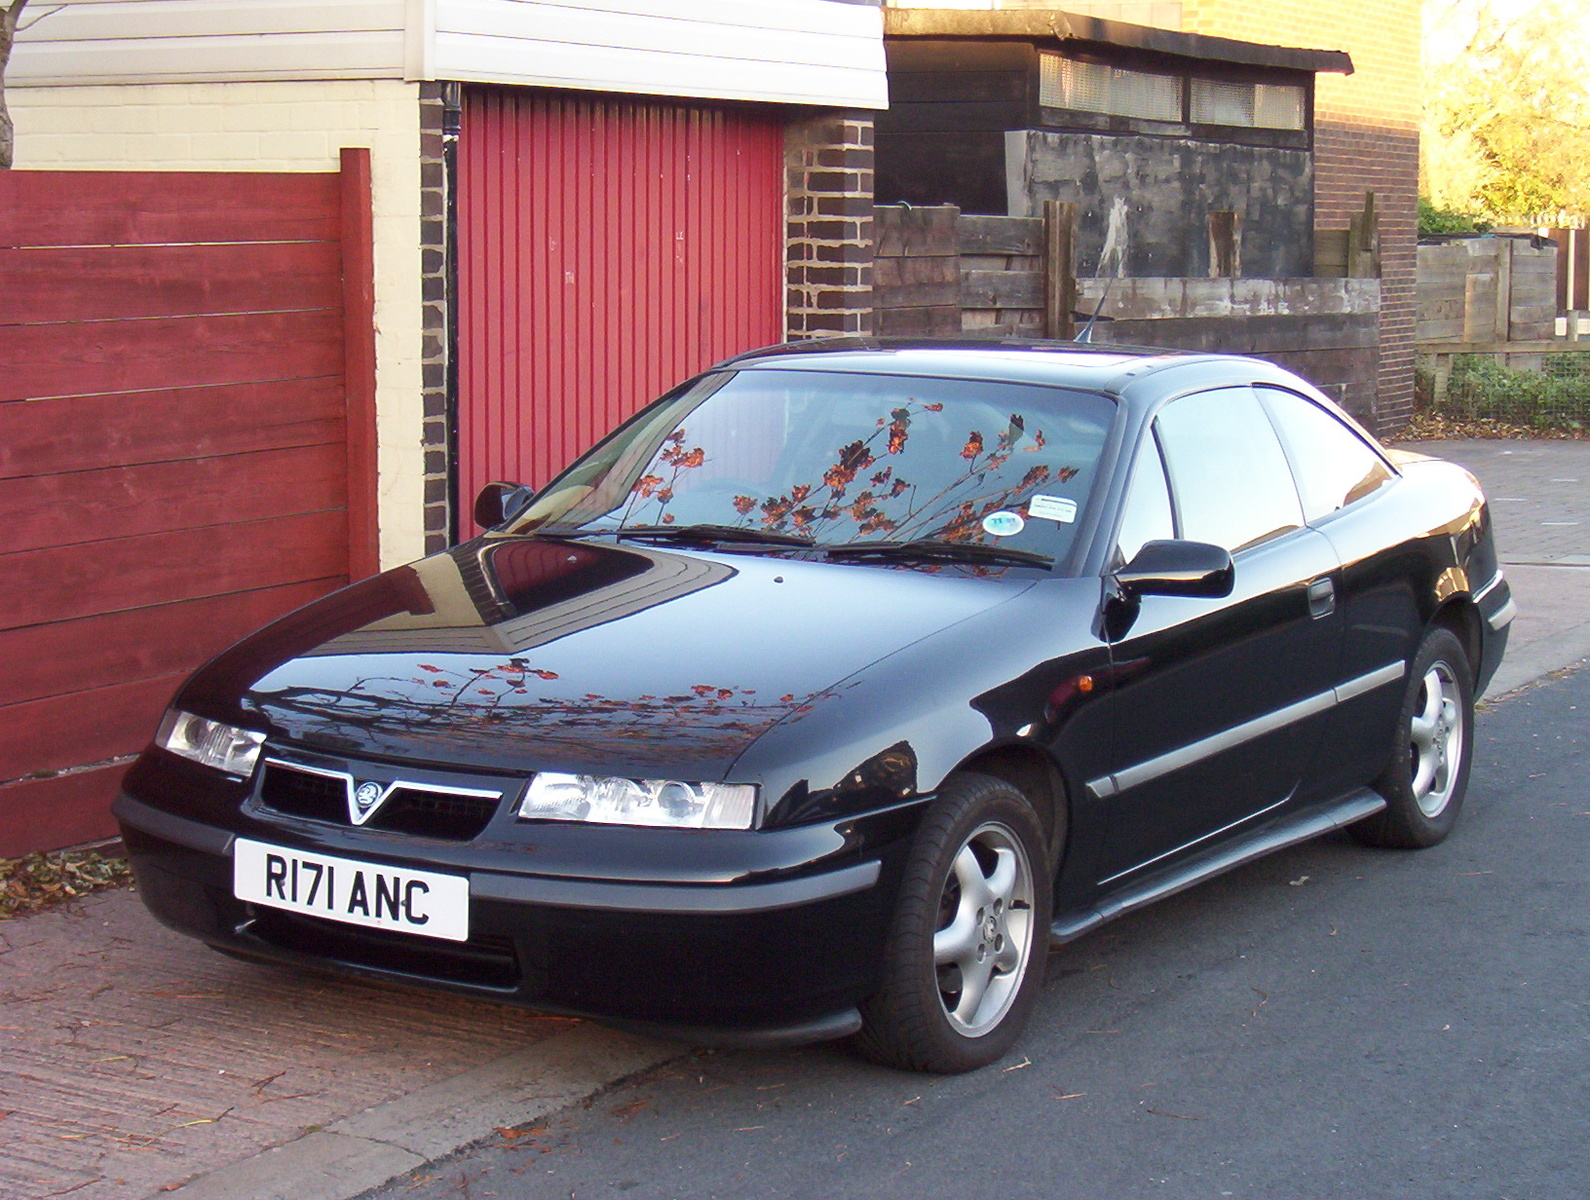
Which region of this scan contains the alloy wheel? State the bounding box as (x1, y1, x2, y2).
(931, 821, 1036, 1037)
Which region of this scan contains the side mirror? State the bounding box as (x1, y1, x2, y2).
(473, 481, 536, 529)
(1115, 539, 1234, 599)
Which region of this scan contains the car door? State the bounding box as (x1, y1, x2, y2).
(1093, 387, 1343, 886)
(1255, 385, 1412, 801)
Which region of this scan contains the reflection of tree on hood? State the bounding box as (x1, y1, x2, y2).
(248, 659, 856, 770)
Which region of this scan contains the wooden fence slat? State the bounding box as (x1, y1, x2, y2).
(958, 214, 1043, 256)
(961, 268, 1044, 309)
(0, 512, 348, 631)
(1314, 229, 1349, 277)
(0, 766, 128, 857)
(874, 306, 962, 336)
(0, 241, 341, 325)
(0, 378, 345, 480)
(2, 309, 344, 402)
(0, 580, 338, 709)
(875, 205, 960, 257)
(0, 673, 186, 782)
(1044, 200, 1076, 340)
(0, 171, 341, 247)
(0, 444, 348, 555)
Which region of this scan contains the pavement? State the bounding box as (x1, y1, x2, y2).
(1, 438, 1585, 1200)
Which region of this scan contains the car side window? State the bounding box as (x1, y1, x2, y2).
(1257, 387, 1395, 522)
(1115, 433, 1175, 564)
(1153, 388, 1304, 553)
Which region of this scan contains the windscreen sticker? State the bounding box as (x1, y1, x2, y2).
(982, 510, 1026, 537)
(1027, 494, 1078, 524)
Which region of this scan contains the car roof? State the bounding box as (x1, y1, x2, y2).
(714, 338, 1294, 401)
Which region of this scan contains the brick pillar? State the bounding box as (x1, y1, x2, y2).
(418, 82, 459, 553)
(785, 112, 876, 339)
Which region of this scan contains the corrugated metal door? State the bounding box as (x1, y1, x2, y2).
(457, 87, 785, 529)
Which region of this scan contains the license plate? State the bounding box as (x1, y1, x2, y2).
(233, 839, 469, 942)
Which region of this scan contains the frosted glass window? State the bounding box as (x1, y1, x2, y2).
(1190, 78, 1254, 126)
(1040, 54, 1182, 122)
(1190, 79, 1305, 130)
(1254, 83, 1306, 130)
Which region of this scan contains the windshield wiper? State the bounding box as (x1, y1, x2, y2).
(824, 538, 1054, 568)
(615, 523, 817, 548)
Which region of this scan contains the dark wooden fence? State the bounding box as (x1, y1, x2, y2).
(874, 203, 1384, 425)
(0, 153, 378, 856)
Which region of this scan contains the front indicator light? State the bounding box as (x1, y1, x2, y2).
(155, 709, 266, 779)
(517, 773, 756, 830)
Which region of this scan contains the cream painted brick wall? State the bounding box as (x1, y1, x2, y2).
(10, 79, 427, 570)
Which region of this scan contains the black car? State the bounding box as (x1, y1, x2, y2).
(116, 342, 1514, 1073)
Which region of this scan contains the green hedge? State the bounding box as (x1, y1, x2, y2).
(1440, 355, 1590, 432)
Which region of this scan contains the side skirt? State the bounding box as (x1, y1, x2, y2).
(1049, 787, 1386, 945)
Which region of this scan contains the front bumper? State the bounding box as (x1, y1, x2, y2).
(113, 787, 920, 1043)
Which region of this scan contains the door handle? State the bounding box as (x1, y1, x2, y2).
(1307, 577, 1335, 618)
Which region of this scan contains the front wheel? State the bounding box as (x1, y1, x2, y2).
(1353, 626, 1474, 849)
(853, 773, 1052, 1073)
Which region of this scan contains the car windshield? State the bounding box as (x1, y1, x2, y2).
(508, 367, 1116, 568)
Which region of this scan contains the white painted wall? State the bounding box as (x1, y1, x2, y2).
(11, 0, 888, 108)
(432, 0, 889, 107)
(10, 80, 429, 571)
(8, 0, 412, 84)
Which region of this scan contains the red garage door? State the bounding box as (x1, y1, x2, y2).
(457, 87, 785, 526)
(0, 156, 378, 856)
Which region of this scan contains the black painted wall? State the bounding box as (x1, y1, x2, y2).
(1014, 130, 1314, 278)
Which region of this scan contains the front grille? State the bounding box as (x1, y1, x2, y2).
(259, 764, 345, 822)
(256, 760, 505, 841)
(372, 789, 501, 840)
(247, 908, 521, 990)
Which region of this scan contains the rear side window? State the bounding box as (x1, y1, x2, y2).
(1153, 388, 1304, 553)
(1257, 387, 1395, 521)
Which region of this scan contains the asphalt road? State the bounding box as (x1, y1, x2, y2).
(366, 665, 1590, 1200)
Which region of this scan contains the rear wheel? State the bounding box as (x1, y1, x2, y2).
(1353, 626, 1474, 849)
(854, 773, 1051, 1073)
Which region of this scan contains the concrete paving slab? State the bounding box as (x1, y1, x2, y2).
(0, 887, 675, 1200)
(165, 1028, 679, 1200)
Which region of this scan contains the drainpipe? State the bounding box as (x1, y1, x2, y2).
(442, 81, 463, 547)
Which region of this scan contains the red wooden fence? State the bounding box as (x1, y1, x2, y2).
(0, 155, 377, 857)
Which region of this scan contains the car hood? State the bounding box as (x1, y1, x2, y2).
(176, 537, 1033, 780)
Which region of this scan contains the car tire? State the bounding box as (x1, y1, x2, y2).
(853, 772, 1052, 1073)
(1353, 626, 1474, 850)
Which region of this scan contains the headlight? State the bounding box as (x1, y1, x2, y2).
(155, 709, 266, 778)
(518, 772, 757, 830)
